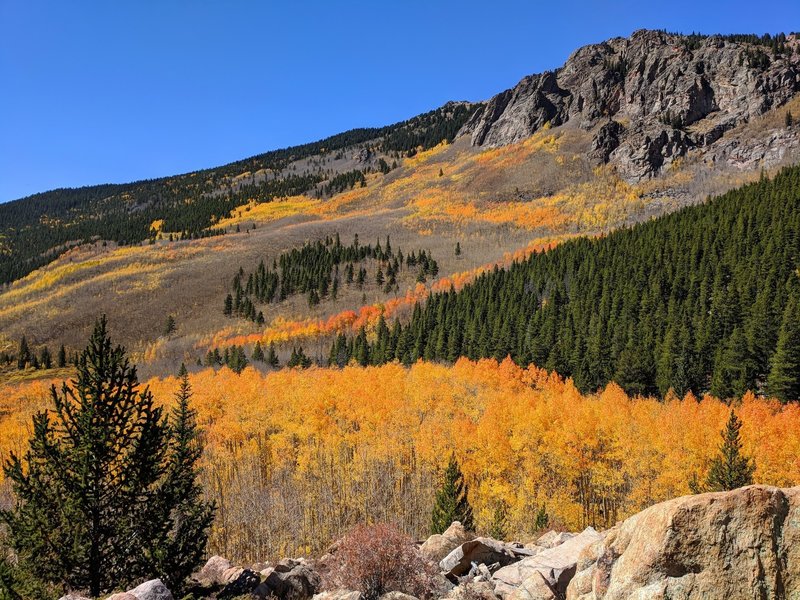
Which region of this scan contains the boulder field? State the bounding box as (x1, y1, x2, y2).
(67, 485, 799, 600)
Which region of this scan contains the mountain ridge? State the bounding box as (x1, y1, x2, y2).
(462, 29, 800, 180)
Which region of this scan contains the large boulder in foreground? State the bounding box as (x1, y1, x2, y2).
(567, 485, 800, 599)
(492, 527, 602, 598)
(421, 521, 474, 562)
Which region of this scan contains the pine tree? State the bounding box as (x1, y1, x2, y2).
(163, 315, 177, 337)
(252, 341, 265, 362)
(704, 410, 756, 492)
(455, 242, 461, 257)
(430, 455, 474, 534)
(534, 504, 550, 531)
(38, 346, 52, 370)
(57, 344, 67, 368)
(223, 294, 233, 316)
(148, 364, 215, 593)
(1, 317, 212, 596)
(16, 336, 30, 370)
(266, 342, 279, 368)
(766, 293, 800, 402)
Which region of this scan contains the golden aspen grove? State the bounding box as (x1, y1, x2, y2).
(1, 358, 798, 564)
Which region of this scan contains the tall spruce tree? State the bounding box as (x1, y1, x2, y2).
(766, 292, 800, 402)
(430, 455, 474, 534)
(147, 364, 215, 593)
(16, 337, 30, 370)
(57, 344, 67, 368)
(1, 317, 213, 597)
(704, 409, 756, 492)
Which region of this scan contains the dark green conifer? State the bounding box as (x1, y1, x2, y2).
(430, 455, 474, 534)
(766, 293, 800, 402)
(704, 409, 756, 492)
(1, 317, 212, 597)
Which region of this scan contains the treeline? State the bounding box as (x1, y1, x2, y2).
(677, 31, 795, 53)
(225, 234, 439, 320)
(203, 341, 280, 373)
(0, 337, 71, 371)
(380, 102, 479, 156)
(321, 169, 367, 196)
(336, 167, 800, 402)
(0, 103, 478, 285)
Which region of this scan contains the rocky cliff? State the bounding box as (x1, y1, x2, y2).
(460, 30, 800, 180)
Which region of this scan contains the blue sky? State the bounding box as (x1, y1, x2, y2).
(0, 1, 796, 202)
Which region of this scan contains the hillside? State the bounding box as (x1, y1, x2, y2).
(2, 29, 800, 381)
(338, 165, 800, 401)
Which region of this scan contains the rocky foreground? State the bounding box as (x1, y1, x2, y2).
(71, 485, 800, 600)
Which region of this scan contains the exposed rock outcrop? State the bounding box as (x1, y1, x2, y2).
(566, 485, 800, 599)
(460, 30, 800, 180)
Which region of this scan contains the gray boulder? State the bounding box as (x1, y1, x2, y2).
(440, 537, 528, 578)
(254, 563, 322, 600)
(566, 485, 800, 599)
(220, 568, 260, 597)
(128, 579, 173, 600)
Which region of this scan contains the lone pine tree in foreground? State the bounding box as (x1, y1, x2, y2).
(704, 409, 756, 492)
(1, 317, 213, 597)
(430, 455, 474, 534)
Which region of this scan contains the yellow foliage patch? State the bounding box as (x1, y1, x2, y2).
(1, 359, 797, 562)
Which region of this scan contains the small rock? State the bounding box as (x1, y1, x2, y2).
(254, 564, 321, 600)
(128, 579, 173, 600)
(420, 521, 473, 562)
(220, 568, 260, 598)
(441, 537, 524, 578)
(508, 572, 556, 600)
(312, 591, 363, 600)
(194, 555, 233, 585)
(532, 531, 574, 550)
(219, 565, 244, 584)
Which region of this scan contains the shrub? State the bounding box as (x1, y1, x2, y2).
(324, 523, 440, 600)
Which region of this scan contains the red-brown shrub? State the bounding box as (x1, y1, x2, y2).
(323, 523, 441, 600)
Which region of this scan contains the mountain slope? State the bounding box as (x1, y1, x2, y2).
(2, 30, 800, 379)
(0, 103, 477, 284)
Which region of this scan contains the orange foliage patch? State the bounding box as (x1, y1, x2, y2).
(1, 359, 799, 560)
